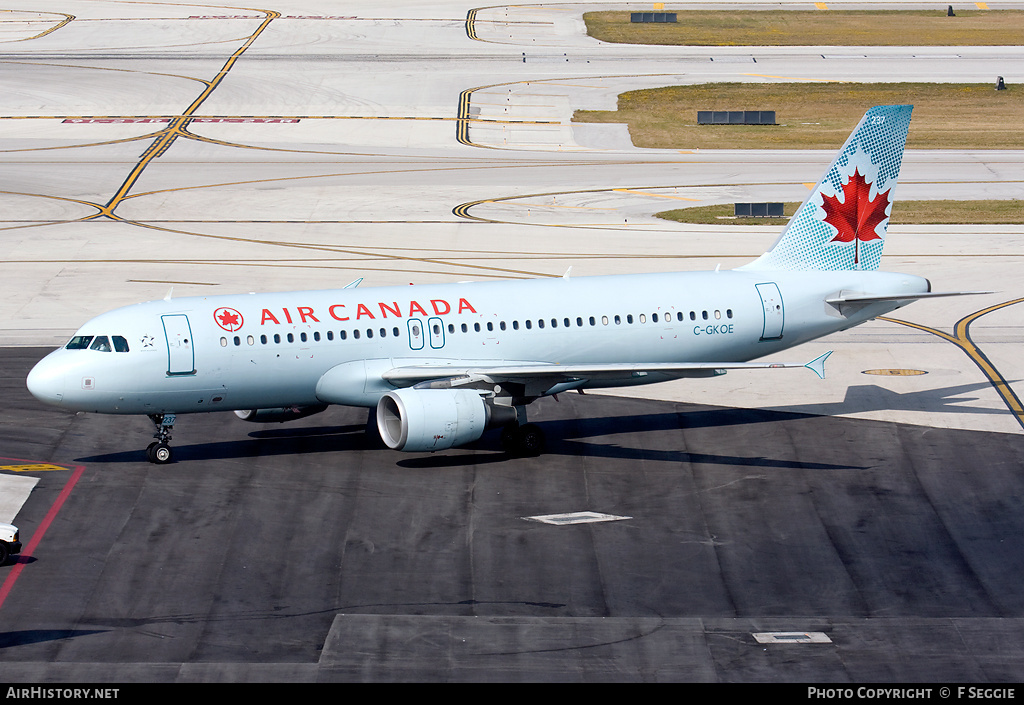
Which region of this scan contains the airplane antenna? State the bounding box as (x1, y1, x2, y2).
(163, 287, 173, 301)
(563, 266, 572, 279)
(343, 278, 363, 289)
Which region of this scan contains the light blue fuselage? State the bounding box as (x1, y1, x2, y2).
(27, 268, 929, 416)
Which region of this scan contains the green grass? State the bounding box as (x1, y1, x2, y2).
(657, 200, 1024, 225)
(572, 83, 1024, 150)
(584, 10, 1024, 46)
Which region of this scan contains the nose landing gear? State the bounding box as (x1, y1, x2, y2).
(146, 413, 176, 464)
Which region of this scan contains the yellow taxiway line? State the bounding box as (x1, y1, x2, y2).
(881, 298, 1024, 430)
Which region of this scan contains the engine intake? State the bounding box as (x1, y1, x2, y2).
(377, 388, 510, 452)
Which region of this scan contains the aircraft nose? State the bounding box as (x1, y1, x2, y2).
(26, 354, 66, 406)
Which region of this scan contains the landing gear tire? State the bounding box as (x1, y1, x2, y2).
(147, 442, 173, 465)
(517, 424, 545, 456)
(501, 423, 545, 457)
(147, 413, 176, 465)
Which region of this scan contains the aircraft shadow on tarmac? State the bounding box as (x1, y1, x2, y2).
(0, 629, 107, 650)
(768, 380, 1014, 418)
(72, 380, 1007, 468)
(75, 407, 859, 471)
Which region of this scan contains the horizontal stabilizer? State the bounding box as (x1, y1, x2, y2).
(826, 290, 991, 306)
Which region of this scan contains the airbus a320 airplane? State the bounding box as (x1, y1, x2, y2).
(27, 105, 970, 463)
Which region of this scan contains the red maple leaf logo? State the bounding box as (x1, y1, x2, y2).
(821, 167, 891, 265)
(214, 307, 243, 332)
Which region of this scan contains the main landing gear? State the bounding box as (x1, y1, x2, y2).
(146, 413, 176, 464)
(500, 422, 545, 457)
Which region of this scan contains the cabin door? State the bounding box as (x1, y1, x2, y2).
(755, 282, 785, 341)
(161, 314, 195, 375)
(428, 317, 445, 349)
(407, 318, 424, 351)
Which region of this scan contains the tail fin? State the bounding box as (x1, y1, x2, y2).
(741, 104, 912, 272)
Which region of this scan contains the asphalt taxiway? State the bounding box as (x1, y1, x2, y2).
(2, 0, 1024, 682)
(4, 347, 1024, 681)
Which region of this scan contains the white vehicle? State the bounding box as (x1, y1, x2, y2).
(0, 523, 22, 565)
(26, 105, 976, 463)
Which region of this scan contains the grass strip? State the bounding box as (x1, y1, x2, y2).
(573, 83, 1024, 150)
(657, 200, 1024, 225)
(583, 10, 1024, 46)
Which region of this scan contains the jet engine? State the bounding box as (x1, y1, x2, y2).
(376, 388, 513, 452)
(234, 404, 328, 423)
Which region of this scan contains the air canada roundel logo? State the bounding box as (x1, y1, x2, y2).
(214, 307, 244, 332)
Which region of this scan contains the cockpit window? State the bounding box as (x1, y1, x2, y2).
(112, 336, 130, 353)
(90, 336, 112, 352)
(65, 335, 93, 350)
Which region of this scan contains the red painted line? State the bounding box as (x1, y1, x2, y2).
(0, 463, 85, 611)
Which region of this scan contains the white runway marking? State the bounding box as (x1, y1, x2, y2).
(0, 473, 38, 524)
(753, 631, 833, 644)
(523, 511, 631, 525)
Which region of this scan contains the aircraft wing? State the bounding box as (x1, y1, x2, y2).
(382, 352, 834, 394)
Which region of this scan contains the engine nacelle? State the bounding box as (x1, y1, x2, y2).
(234, 404, 328, 423)
(376, 388, 501, 452)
